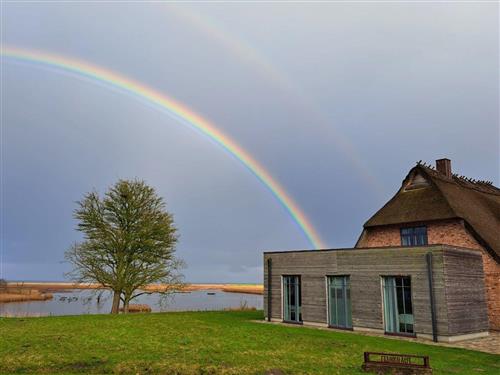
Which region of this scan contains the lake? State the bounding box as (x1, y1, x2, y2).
(0, 289, 263, 317)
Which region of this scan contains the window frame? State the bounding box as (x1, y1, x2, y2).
(282, 275, 302, 324)
(326, 275, 353, 330)
(381, 275, 416, 337)
(400, 226, 428, 247)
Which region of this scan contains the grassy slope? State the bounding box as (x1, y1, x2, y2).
(0, 311, 498, 375)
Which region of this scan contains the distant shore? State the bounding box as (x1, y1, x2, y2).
(1, 282, 263, 303)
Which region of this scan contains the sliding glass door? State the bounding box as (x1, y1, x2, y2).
(327, 276, 352, 328)
(382, 276, 414, 334)
(283, 276, 301, 323)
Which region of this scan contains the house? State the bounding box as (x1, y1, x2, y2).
(263, 159, 499, 342)
(356, 158, 499, 331)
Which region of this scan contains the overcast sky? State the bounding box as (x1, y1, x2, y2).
(1, 2, 498, 283)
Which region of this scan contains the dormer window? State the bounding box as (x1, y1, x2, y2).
(404, 172, 430, 191)
(401, 226, 428, 246)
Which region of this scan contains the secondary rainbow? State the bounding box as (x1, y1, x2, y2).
(168, 4, 383, 194)
(2, 45, 325, 249)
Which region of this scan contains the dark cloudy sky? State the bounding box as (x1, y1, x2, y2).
(1, 2, 498, 283)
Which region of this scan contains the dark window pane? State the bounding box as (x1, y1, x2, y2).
(404, 276, 411, 288)
(404, 289, 413, 315)
(337, 287, 344, 299)
(284, 276, 301, 322)
(415, 227, 426, 235)
(384, 276, 414, 334)
(401, 226, 427, 246)
(397, 286, 404, 313)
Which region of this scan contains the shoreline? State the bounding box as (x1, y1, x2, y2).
(2, 282, 263, 301)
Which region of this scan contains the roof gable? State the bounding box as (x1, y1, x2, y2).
(364, 164, 500, 262)
(364, 168, 456, 227)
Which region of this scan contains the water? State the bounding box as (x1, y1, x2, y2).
(0, 289, 263, 317)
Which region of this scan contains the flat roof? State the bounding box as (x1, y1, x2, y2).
(263, 243, 479, 255)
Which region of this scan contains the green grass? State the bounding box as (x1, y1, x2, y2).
(0, 310, 498, 374)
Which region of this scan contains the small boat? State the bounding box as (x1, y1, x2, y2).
(207, 292, 216, 295)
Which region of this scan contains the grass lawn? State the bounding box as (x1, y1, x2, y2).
(1, 310, 498, 374)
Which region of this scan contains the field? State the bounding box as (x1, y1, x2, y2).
(1, 311, 499, 374)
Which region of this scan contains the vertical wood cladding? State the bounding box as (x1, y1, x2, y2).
(357, 219, 500, 330)
(443, 249, 489, 334)
(264, 245, 489, 338)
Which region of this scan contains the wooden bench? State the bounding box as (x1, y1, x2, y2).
(362, 352, 432, 374)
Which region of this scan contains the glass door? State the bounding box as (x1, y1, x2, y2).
(283, 276, 301, 323)
(382, 276, 414, 334)
(327, 276, 352, 328)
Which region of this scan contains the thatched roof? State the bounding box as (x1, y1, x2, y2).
(363, 162, 500, 262)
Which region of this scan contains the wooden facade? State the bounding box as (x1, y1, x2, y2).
(263, 245, 489, 342)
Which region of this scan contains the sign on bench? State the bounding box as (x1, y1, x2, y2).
(362, 352, 432, 374)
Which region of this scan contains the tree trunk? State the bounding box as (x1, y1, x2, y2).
(122, 293, 130, 314)
(110, 290, 121, 314)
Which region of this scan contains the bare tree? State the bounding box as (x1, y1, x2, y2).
(65, 179, 183, 313)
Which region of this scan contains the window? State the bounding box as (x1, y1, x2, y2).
(283, 276, 301, 323)
(400, 226, 427, 246)
(404, 172, 429, 191)
(327, 276, 352, 329)
(382, 276, 414, 334)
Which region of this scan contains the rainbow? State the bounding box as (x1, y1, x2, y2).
(168, 4, 383, 194)
(2, 45, 326, 249)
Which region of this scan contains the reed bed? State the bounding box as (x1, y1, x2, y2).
(223, 301, 257, 312)
(4, 282, 264, 296)
(0, 291, 53, 303)
(6, 282, 102, 292)
(221, 284, 263, 295)
(119, 304, 152, 313)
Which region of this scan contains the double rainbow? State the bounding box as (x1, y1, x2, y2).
(2, 46, 325, 249)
